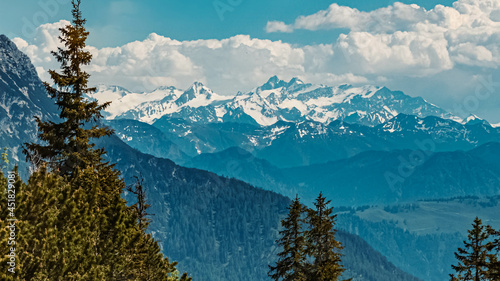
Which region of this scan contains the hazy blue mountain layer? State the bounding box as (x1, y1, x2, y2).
(335, 196, 500, 281)
(108, 114, 500, 168)
(0, 34, 421, 281)
(97, 135, 421, 281)
(186, 142, 500, 206)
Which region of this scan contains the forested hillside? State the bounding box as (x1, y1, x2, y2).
(99, 135, 421, 281)
(187, 143, 500, 206)
(335, 197, 500, 281)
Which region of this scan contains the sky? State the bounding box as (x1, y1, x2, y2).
(1, 0, 500, 122)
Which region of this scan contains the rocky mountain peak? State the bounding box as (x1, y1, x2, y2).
(259, 75, 288, 91)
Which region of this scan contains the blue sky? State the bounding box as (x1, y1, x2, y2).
(1, 0, 455, 47)
(1, 0, 500, 122)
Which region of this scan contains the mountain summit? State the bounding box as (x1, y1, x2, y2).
(463, 114, 490, 126)
(0, 35, 58, 166)
(259, 75, 289, 91)
(86, 81, 230, 123)
(92, 76, 460, 126)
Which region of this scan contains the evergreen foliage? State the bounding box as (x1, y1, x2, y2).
(23, 0, 112, 176)
(269, 195, 308, 281)
(127, 176, 153, 230)
(305, 193, 347, 281)
(102, 138, 421, 281)
(450, 217, 498, 281)
(269, 194, 348, 281)
(0, 1, 191, 280)
(334, 199, 500, 281)
(487, 228, 500, 280)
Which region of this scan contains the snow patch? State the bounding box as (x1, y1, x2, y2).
(463, 114, 482, 124)
(383, 105, 398, 117)
(95, 77, 456, 127)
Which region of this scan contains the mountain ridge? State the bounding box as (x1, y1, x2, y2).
(99, 134, 423, 281)
(186, 142, 500, 206)
(0, 33, 422, 281)
(0, 34, 59, 172)
(128, 113, 500, 167)
(90, 75, 462, 127)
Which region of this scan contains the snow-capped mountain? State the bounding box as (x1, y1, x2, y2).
(0, 34, 426, 281)
(87, 82, 231, 124)
(0, 35, 58, 166)
(462, 114, 491, 126)
(93, 76, 460, 126)
(111, 112, 499, 167)
(220, 76, 458, 126)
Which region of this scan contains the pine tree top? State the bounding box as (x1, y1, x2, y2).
(24, 0, 113, 176)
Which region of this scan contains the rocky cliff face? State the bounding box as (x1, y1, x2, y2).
(0, 34, 57, 173)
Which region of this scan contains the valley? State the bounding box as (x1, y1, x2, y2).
(1, 32, 499, 281)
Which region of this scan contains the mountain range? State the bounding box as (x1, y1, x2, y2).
(109, 113, 500, 168)
(77, 37, 500, 281)
(3, 32, 500, 281)
(89, 75, 461, 127)
(0, 34, 58, 175)
(185, 142, 500, 206)
(86, 75, 500, 169)
(0, 34, 426, 281)
(99, 134, 422, 281)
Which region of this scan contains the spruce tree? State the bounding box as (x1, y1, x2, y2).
(450, 217, 493, 281)
(126, 176, 192, 281)
(487, 227, 500, 280)
(18, 2, 136, 277)
(23, 0, 112, 176)
(269, 195, 307, 281)
(128, 176, 153, 230)
(13, 1, 191, 280)
(305, 193, 346, 281)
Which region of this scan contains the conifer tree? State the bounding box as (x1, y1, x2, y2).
(305, 193, 346, 281)
(15, 166, 73, 279)
(128, 175, 153, 230)
(269, 195, 307, 281)
(126, 176, 192, 281)
(23, 0, 112, 176)
(12, 1, 191, 280)
(450, 217, 493, 281)
(0, 168, 15, 281)
(487, 227, 500, 280)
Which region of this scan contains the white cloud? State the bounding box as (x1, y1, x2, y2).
(450, 42, 497, 66)
(304, 72, 369, 85)
(265, 21, 294, 33)
(9, 1, 500, 123)
(13, 21, 367, 95)
(12, 20, 69, 82)
(333, 31, 453, 76)
(272, 2, 430, 33)
(266, 0, 500, 74)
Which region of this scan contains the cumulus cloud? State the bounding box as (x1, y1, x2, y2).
(265, 21, 294, 33)
(13, 21, 367, 94)
(266, 0, 500, 75)
(333, 31, 454, 76)
(10, 0, 500, 122)
(12, 20, 69, 82)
